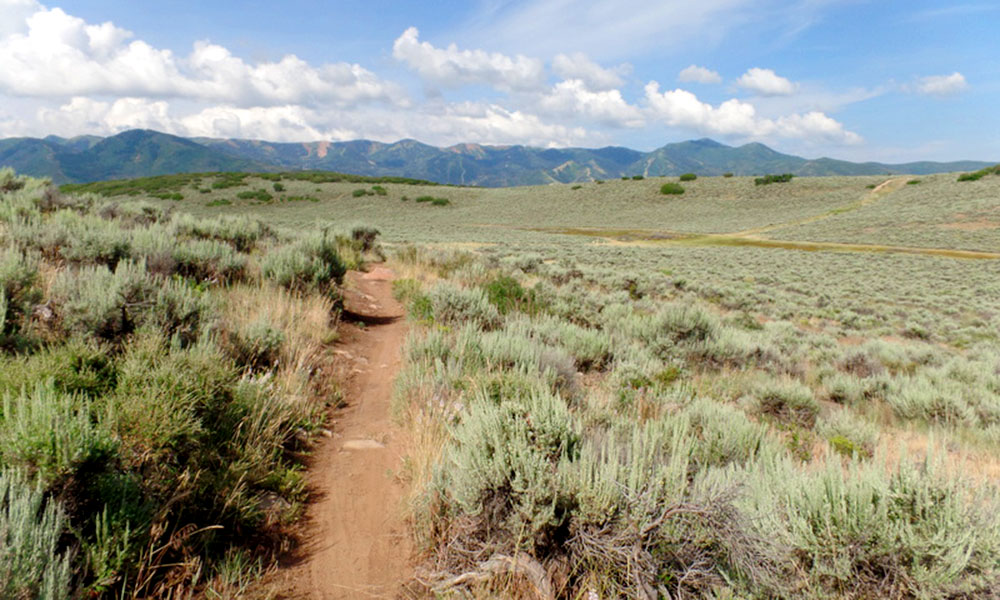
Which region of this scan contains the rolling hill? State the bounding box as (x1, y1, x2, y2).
(0, 129, 993, 185)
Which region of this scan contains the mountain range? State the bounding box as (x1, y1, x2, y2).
(0, 129, 993, 187)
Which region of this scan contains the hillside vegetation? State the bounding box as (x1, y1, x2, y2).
(390, 245, 1000, 598)
(0, 167, 381, 598)
(120, 168, 1000, 254)
(5, 165, 1000, 598)
(378, 168, 1000, 598)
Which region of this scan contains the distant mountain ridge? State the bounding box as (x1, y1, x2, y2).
(0, 129, 993, 186)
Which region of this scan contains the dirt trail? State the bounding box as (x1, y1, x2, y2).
(278, 266, 412, 599)
(732, 176, 910, 237)
(606, 235, 1000, 259)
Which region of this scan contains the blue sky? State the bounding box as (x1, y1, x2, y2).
(0, 0, 996, 162)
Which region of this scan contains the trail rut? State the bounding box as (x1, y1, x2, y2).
(728, 176, 906, 237)
(277, 266, 412, 599)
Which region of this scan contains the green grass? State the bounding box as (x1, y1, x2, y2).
(60, 171, 441, 197)
(957, 164, 1000, 182)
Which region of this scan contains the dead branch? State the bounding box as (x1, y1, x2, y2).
(429, 553, 554, 600)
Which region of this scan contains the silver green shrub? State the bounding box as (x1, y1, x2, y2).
(435, 387, 579, 545)
(52, 261, 154, 340)
(782, 456, 1000, 597)
(0, 469, 72, 600)
(260, 232, 346, 293)
(172, 213, 273, 252)
(0, 383, 116, 484)
(755, 379, 819, 428)
(427, 282, 501, 330)
(172, 238, 247, 283)
(817, 408, 879, 458)
(0, 248, 39, 339)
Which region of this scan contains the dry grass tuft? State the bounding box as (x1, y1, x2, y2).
(219, 283, 336, 373)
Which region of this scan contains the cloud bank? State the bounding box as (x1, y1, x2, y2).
(392, 27, 545, 92)
(644, 83, 861, 144)
(0, 3, 404, 107)
(2, 0, 952, 153)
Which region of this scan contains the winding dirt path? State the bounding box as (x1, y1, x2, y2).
(732, 176, 910, 237)
(277, 266, 412, 599)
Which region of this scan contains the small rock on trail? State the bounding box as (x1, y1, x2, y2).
(342, 439, 385, 451)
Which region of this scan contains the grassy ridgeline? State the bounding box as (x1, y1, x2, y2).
(0, 168, 371, 598)
(391, 247, 1000, 599)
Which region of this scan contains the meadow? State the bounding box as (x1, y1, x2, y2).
(3, 164, 1000, 598)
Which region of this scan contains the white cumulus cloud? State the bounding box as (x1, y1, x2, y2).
(392, 27, 546, 92)
(770, 111, 861, 144)
(38, 96, 178, 137)
(0, 3, 404, 107)
(644, 82, 860, 144)
(184, 41, 406, 107)
(736, 67, 797, 96)
(914, 72, 968, 96)
(678, 65, 722, 84)
(537, 79, 644, 127)
(552, 53, 628, 90)
(0, 0, 41, 38)
(179, 105, 331, 141)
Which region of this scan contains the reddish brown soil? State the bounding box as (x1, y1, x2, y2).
(274, 266, 412, 599)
